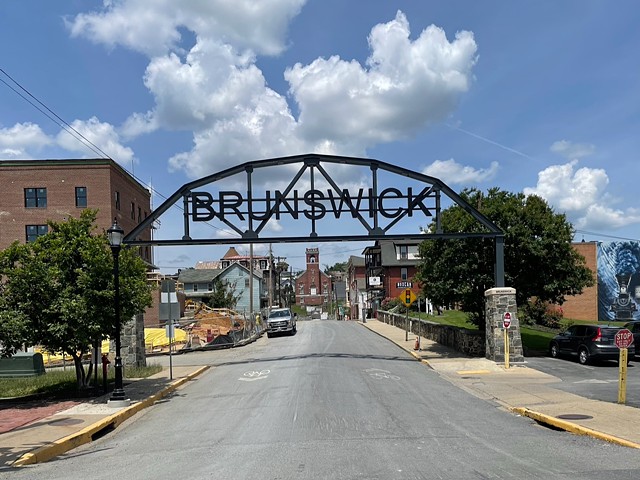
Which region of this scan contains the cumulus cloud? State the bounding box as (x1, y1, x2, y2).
(55, 117, 135, 166)
(422, 159, 498, 186)
(0, 122, 52, 158)
(67, 4, 478, 181)
(67, 0, 305, 57)
(286, 11, 477, 149)
(524, 157, 640, 231)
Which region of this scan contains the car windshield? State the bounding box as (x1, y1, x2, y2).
(269, 310, 289, 318)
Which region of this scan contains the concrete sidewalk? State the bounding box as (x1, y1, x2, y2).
(361, 319, 640, 449)
(0, 365, 209, 468)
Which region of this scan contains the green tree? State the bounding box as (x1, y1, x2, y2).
(0, 210, 152, 389)
(206, 277, 241, 310)
(415, 188, 594, 328)
(324, 261, 347, 274)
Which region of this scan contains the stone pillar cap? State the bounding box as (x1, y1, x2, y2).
(485, 287, 516, 296)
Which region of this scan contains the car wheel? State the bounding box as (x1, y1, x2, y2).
(549, 343, 559, 358)
(267, 332, 272, 338)
(578, 347, 590, 365)
(293, 324, 297, 334)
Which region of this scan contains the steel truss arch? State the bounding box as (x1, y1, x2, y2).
(125, 153, 505, 286)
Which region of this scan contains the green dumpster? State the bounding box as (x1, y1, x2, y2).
(0, 352, 46, 377)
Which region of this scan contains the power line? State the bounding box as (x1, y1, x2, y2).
(0, 67, 237, 238)
(0, 68, 112, 159)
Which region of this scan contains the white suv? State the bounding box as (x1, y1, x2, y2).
(266, 308, 297, 337)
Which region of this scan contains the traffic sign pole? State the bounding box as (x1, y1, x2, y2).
(615, 328, 633, 404)
(618, 348, 628, 404)
(502, 312, 512, 369)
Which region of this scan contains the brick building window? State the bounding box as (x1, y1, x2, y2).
(24, 188, 47, 208)
(115, 191, 121, 210)
(138, 206, 142, 222)
(299, 283, 304, 294)
(399, 245, 408, 259)
(130, 202, 136, 220)
(401, 268, 408, 280)
(26, 224, 48, 242)
(75, 187, 87, 207)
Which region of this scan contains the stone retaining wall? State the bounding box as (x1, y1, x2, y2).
(376, 310, 485, 357)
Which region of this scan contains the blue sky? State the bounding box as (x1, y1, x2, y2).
(1, 1, 639, 274)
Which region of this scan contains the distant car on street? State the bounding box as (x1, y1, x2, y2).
(266, 308, 297, 338)
(549, 324, 635, 365)
(622, 321, 640, 359)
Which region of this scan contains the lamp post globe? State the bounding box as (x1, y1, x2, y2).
(107, 218, 129, 405)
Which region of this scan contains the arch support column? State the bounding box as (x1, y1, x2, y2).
(485, 287, 524, 364)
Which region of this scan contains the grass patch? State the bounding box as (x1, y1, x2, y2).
(413, 309, 477, 329)
(0, 362, 163, 399)
(520, 326, 554, 353)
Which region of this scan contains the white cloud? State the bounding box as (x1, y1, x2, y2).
(0, 122, 52, 157)
(285, 11, 477, 148)
(422, 159, 498, 186)
(550, 140, 595, 160)
(55, 117, 135, 166)
(67, 0, 306, 57)
(524, 159, 640, 231)
(69, 5, 478, 181)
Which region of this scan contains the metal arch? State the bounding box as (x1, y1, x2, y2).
(125, 153, 505, 286)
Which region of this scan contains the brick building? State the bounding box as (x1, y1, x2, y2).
(363, 240, 421, 314)
(0, 158, 155, 364)
(561, 241, 598, 321)
(296, 248, 333, 314)
(0, 158, 152, 262)
(346, 255, 366, 320)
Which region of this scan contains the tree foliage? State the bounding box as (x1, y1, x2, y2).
(324, 261, 347, 274)
(415, 188, 594, 328)
(206, 277, 241, 310)
(0, 210, 153, 388)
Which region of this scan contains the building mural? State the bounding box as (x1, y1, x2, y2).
(598, 242, 640, 321)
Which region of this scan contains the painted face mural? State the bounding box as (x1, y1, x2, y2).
(598, 242, 640, 321)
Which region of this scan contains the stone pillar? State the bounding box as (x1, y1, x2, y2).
(112, 314, 147, 368)
(485, 287, 524, 364)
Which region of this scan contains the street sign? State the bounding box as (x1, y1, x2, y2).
(615, 328, 634, 349)
(399, 288, 417, 307)
(503, 312, 512, 329)
(396, 281, 413, 288)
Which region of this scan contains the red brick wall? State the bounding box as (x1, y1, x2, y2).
(0, 159, 151, 263)
(560, 242, 598, 321)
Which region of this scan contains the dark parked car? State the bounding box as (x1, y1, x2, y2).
(549, 325, 635, 365)
(622, 321, 640, 358)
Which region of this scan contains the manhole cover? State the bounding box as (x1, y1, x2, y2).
(556, 414, 593, 420)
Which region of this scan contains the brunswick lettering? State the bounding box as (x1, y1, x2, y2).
(190, 187, 433, 222)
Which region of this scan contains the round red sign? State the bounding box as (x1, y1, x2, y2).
(503, 312, 512, 329)
(615, 329, 634, 349)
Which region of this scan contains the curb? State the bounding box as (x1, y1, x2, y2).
(511, 407, 640, 450)
(12, 366, 210, 467)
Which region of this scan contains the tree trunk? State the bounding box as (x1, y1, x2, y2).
(71, 352, 87, 390)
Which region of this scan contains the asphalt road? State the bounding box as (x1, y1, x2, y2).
(525, 355, 640, 408)
(5, 320, 640, 480)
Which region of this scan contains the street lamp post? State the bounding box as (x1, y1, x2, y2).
(107, 218, 129, 406)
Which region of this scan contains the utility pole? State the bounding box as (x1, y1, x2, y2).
(268, 243, 273, 310)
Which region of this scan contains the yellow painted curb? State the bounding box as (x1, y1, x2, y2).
(13, 366, 210, 466)
(511, 407, 640, 450)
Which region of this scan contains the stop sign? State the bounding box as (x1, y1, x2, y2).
(503, 312, 512, 329)
(615, 329, 634, 349)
